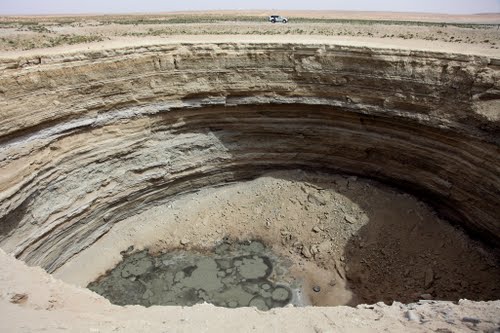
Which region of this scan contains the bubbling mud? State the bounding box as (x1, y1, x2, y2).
(88, 240, 304, 310)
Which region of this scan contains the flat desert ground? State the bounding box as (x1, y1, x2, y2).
(0, 10, 499, 57)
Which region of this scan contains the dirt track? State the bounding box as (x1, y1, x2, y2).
(0, 11, 499, 57)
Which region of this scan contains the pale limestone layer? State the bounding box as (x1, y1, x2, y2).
(0, 43, 499, 275)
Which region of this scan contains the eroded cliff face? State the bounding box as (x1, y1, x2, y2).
(0, 43, 499, 272)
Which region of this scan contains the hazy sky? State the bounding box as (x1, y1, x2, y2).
(1, 0, 499, 15)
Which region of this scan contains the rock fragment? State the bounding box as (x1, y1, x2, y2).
(344, 214, 357, 224)
(424, 267, 434, 288)
(317, 241, 331, 253)
(10, 293, 28, 304)
(420, 293, 433, 300)
(462, 317, 480, 325)
(307, 193, 326, 205)
(405, 310, 420, 322)
(301, 246, 312, 258)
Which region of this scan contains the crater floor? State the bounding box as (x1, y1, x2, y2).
(56, 171, 500, 307)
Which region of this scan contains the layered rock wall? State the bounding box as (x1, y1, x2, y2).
(0, 43, 499, 271)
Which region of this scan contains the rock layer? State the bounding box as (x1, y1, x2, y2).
(0, 43, 499, 272)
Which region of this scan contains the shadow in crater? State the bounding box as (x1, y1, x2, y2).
(0, 193, 35, 237)
(337, 184, 500, 305)
(178, 103, 500, 306)
(272, 171, 500, 306)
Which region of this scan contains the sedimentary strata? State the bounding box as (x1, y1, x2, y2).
(0, 43, 499, 273)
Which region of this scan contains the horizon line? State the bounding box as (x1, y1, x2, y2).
(1, 9, 500, 17)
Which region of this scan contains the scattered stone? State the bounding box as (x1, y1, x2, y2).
(312, 286, 321, 292)
(424, 267, 434, 288)
(462, 317, 480, 325)
(180, 239, 190, 246)
(120, 245, 134, 256)
(307, 193, 326, 206)
(334, 260, 345, 280)
(280, 230, 290, 236)
(301, 246, 312, 258)
(405, 310, 420, 322)
(434, 329, 453, 333)
(10, 293, 28, 304)
(312, 226, 322, 233)
(317, 241, 331, 253)
(344, 214, 357, 224)
(420, 293, 433, 300)
(417, 300, 436, 305)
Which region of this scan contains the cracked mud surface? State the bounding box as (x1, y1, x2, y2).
(88, 241, 299, 310)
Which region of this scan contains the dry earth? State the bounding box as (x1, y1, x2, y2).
(0, 11, 499, 54)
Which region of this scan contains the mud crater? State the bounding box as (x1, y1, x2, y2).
(88, 240, 300, 310)
(0, 44, 499, 320)
(76, 172, 500, 308)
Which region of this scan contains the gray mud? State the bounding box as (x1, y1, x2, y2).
(88, 240, 304, 310)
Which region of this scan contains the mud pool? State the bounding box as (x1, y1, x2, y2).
(88, 240, 303, 310)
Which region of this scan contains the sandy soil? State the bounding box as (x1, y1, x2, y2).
(2, 10, 500, 23)
(0, 11, 499, 57)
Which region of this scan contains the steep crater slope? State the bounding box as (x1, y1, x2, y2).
(0, 43, 499, 306)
